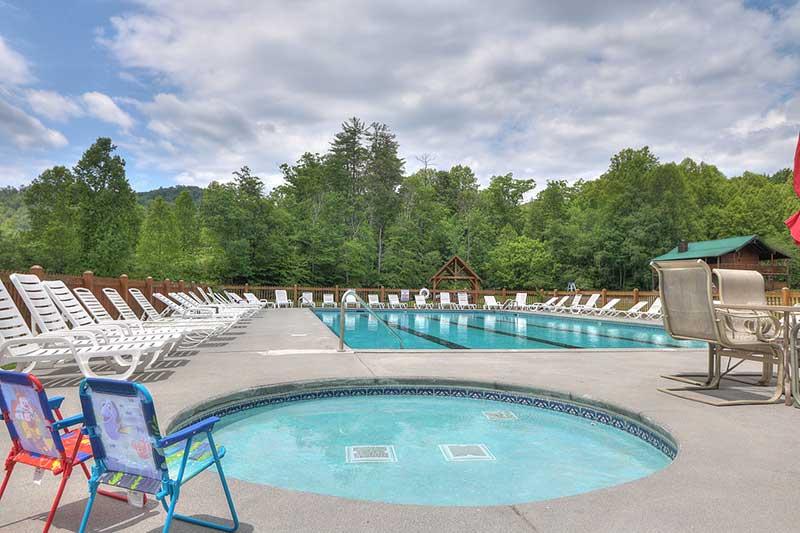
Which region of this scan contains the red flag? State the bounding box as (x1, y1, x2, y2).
(794, 131, 800, 197)
(786, 210, 800, 245)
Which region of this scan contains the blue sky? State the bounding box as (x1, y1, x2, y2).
(1, 0, 799, 192)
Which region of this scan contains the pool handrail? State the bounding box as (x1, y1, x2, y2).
(338, 289, 404, 351)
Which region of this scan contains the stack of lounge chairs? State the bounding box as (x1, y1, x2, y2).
(0, 274, 258, 381)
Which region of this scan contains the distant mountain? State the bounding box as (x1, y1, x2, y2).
(136, 185, 204, 205)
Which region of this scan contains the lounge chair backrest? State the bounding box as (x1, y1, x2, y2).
(299, 292, 313, 305)
(541, 297, 557, 307)
(323, 293, 334, 304)
(651, 260, 719, 343)
(600, 298, 620, 310)
(0, 281, 34, 350)
(169, 292, 195, 308)
(43, 280, 97, 328)
(368, 294, 380, 305)
(647, 298, 662, 315)
(79, 378, 165, 490)
(184, 292, 204, 305)
(584, 294, 600, 308)
(73, 288, 116, 323)
(553, 296, 569, 307)
(10, 273, 69, 334)
(345, 293, 357, 304)
(568, 294, 582, 306)
(244, 293, 260, 304)
(714, 269, 767, 306)
(102, 288, 140, 321)
(129, 288, 162, 320)
(197, 289, 214, 304)
(275, 290, 290, 305)
(627, 301, 648, 314)
(0, 371, 62, 459)
(457, 293, 470, 306)
(414, 295, 426, 306)
(440, 292, 451, 305)
(388, 294, 400, 305)
(227, 292, 244, 304)
(515, 293, 527, 306)
(154, 293, 183, 314)
(485, 295, 497, 306)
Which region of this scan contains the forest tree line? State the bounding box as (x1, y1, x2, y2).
(0, 118, 797, 290)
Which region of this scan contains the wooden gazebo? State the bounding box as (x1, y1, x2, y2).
(429, 255, 482, 292)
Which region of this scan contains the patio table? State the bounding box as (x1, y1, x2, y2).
(715, 303, 800, 407)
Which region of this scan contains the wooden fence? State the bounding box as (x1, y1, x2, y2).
(220, 284, 800, 310)
(0, 266, 210, 329)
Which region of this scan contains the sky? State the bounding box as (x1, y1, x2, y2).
(0, 0, 799, 192)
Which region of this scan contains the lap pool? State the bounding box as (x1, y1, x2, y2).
(313, 309, 702, 350)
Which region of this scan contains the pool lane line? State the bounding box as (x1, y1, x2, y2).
(485, 313, 689, 349)
(425, 315, 582, 349)
(387, 322, 470, 349)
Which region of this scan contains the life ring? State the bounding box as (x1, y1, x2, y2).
(419, 288, 431, 299)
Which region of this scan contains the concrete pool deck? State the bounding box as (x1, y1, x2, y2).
(1, 308, 798, 532)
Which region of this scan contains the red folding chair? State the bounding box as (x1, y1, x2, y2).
(0, 371, 126, 532)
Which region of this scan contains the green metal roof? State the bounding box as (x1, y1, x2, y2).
(652, 235, 787, 261)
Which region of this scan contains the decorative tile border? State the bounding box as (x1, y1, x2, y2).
(192, 384, 678, 460)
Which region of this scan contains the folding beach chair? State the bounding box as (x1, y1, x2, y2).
(0, 371, 124, 532)
(78, 378, 238, 532)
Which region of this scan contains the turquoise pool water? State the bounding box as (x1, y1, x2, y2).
(213, 390, 673, 506)
(313, 309, 703, 350)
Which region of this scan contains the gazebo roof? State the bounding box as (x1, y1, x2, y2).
(429, 255, 482, 286)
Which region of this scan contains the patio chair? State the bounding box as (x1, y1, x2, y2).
(651, 260, 783, 406)
(243, 292, 270, 308)
(321, 293, 337, 308)
(275, 290, 293, 308)
(457, 293, 477, 309)
(483, 295, 502, 309)
(367, 294, 385, 308)
(387, 294, 407, 309)
(621, 300, 649, 318)
(571, 293, 600, 314)
(504, 293, 529, 309)
(298, 292, 316, 307)
(636, 298, 662, 320)
(557, 294, 582, 313)
(0, 371, 127, 533)
(414, 294, 433, 309)
(77, 378, 238, 533)
(590, 298, 622, 316)
(344, 293, 359, 308)
(439, 292, 456, 309)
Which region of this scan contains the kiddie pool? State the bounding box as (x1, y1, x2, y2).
(173, 379, 676, 507)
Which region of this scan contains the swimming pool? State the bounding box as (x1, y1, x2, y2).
(313, 309, 702, 350)
(211, 384, 674, 506)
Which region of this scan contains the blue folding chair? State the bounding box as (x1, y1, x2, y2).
(78, 378, 238, 533)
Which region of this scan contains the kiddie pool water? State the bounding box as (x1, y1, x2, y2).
(213, 390, 673, 506)
(313, 309, 703, 350)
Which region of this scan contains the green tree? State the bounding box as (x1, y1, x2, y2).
(135, 197, 179, 278)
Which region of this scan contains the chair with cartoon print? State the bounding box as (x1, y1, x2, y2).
(78, 378, 238, 533)
(0, 371, 125, 532)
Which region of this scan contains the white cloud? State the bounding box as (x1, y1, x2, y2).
(100, 1, 800, 186)
(0, 99, 67, 149)
(0, 35, 32, 86)
(81, 91, 135, 131)
(26, 89, 83, 122)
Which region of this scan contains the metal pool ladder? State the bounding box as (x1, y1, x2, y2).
(338, 289, 405, 351)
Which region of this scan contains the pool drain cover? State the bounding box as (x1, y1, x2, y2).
(483, 410, 517, 421)
(439, 444, 495, 462)
(346, 445, 397, 463)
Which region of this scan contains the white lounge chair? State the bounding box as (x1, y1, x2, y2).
(557, 294, 582, 313)
(630, 298, 662, 320)
(414, 294, 433, 309)
(367, 294, 385, 308)
(439, 292, 456, 309)
(343, 293, 359, 308)
(128, 288, 233, 333)
(529, 297, 557, 311)
(387, 294, 407, 308)
(483, 295, 502, 309)
(590, 298, 622, 316)
(541, 295, 569, 312)
(322, 293, 337, 307)
(505, 292, 529, 309)
(620, 300, 648, 318)
(275, 289, 294, 308)
(457, 292, 477, 309)
(571, 293, 600, 314)
(298, 292, 315, 307)
(244, 292, 270, 307)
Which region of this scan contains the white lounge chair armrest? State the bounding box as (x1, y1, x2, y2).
(0, 335, 77, 353)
